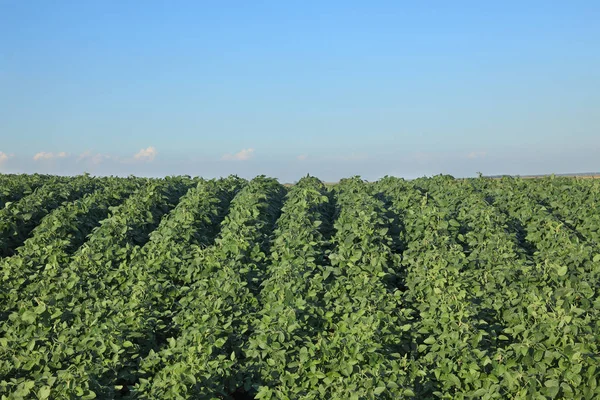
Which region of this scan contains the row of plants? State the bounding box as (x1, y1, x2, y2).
(0, 174, 598, 399)
(0, 174, 102, 257)
(134, 176, 286, 398)
(515, 177, 600, 245)
(281, 177, 414, 399)
(415, 176, 559, 397)
(0, 176, 194, 399)
(396, 176, 599, 399)
(244, 176, 334, 399)
(378, 176, 494, 398)
(0, 174, 51, 209)
(0, 177, 143, 319)
(83, 176, 247, 396)
(472, 177, 600, 399)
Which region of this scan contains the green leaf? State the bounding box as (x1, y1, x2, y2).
(185, 374, 197, 385)
(38, 386, 51, 400)
(545, 379, 559, 387)
(34, 303, 46, 314)
(373, 386, 386, 395)
(82, 391, 97, 399)
(387, 382, 399, 389)
(423, 336, 436, 345)
(21, 310, 37, 324)
(557, 265, 568, 277)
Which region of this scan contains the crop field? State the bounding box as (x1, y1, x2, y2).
(0, 173, 599, 399)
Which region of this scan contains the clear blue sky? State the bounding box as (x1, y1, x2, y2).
(1, 1, 598, 181)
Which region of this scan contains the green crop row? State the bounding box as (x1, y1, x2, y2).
(0, 175, 102, 257)
(245, 176, 333, 399)
(0, 177, 143, 318)
(0, 174, 51, 209)
(0, 173, 598, 399)
(0, 176, 194, 398)
(135, 176, 285, 398)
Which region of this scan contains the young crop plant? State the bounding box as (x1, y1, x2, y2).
(0, 174, 100, 257)
(0, 177, 142, 318)
(134, 176, 286, 399)
(0, 174, 50, 209)
(0, 173, 599, 399)
(245, 175, 334, 399)
(66, 176, 248, 396)
(0, 176, 193, 399)
(274, 177, 415, 399)
(473, 178, 600, 399)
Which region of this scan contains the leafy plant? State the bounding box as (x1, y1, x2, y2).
(1, 174, 599, 399)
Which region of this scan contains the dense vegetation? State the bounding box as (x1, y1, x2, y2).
(0, 173, 598, 399)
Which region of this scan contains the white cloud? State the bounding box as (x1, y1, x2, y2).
(0, 152, 9, 165)
(467, 151, 487, 159)
(77, 151, 92, 161)
(33, 151, 69, 161)
(222, 148, 255, 161)
(297, 154, 308, 161)
(77, 151, 111, 165)
(133, 146, 158, 162)
(33, 152, 51, 161)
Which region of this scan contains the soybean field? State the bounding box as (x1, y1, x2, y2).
(0, 173, 599, 399)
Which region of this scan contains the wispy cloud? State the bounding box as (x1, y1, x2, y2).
(133, 146, 158, 162)
(33, 151, 69, 161)
(222, 148, 255, 161)
(0, 152, 10, 165)
(77, 151, 111, 165)
(297, 154, 308, 161)
(467, 151, 487, 159)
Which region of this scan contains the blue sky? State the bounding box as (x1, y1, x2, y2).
(1, 1, 598, 181)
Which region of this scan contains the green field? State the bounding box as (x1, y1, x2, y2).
(0, 173, 599, 399)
